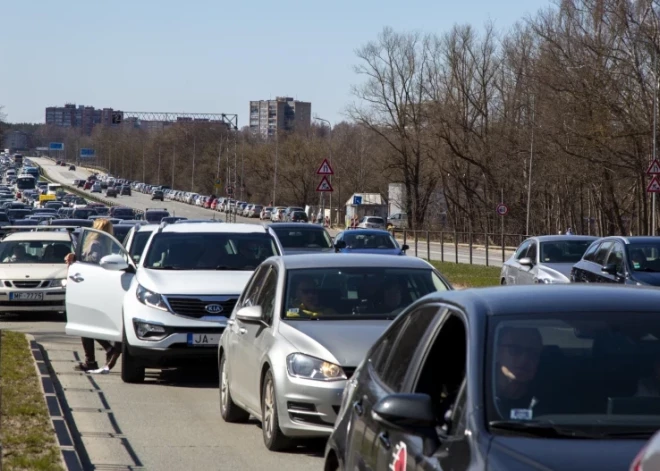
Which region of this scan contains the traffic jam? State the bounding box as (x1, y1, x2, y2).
(4, 151, 660, 470)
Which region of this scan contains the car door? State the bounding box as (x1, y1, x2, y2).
(590, 241, 614, 283)
(65, 228, 136, 342)
(227, 264, 270, 405)
(517, 240, 538, 285)
(235, 265, 279, 413)
(571, 241, 601, 282)
(600, 242, 625, 284)
(505, 240, 531, 285)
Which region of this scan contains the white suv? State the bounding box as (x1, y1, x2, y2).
(65, 223, 283, 383)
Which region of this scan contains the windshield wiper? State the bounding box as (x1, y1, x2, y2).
(489, 421, 597, 439)
(150, 265, 185, 270)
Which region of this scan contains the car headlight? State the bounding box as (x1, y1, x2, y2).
(286, 353, 347, 381)
(49, 279, 67, 288)
(535, 278, 557, 284)
(136, 284, 169, 311)
(133, 319, 168, 340)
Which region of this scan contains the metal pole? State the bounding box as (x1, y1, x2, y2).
(171, 147, 175, 189)
(157, 146, 161, 185)
(654, 47, 657, 236)
(525, 95, 535, 236)
(234, 135, 237, 222)
(191, 137, 196, 192)
(272, 132, 279, 206)
(142, 145, 145, 182)
(241, 139, 245, 202)
(501, 188, 505, 263)
(216, 142, 221, 180)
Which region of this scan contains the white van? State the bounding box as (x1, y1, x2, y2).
(47, 183, 63, 196)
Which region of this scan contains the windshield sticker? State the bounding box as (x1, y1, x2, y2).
(391, 442, 407, 471)
(634, 262, 641, 269)
(286, 309, 300, 318)
(510, 408, 533, 420)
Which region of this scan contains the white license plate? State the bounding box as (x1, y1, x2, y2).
(187, 333, 221, 347)
(10, 292, 43, 301)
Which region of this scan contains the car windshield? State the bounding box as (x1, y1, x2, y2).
(0, 240, 72, 264)
(7, 209, 31, 220)
(487, 313, 660, 432)
(143, 232, 279, 270)
(113, 208, 134, 216)
(627, 243, 660, 272)
(283, 267, 448, 320)
(130, 231, 153, 262)
(271, 227, 332, 249)
(540, 240, 593, 263)
(343, 233, 397, 249)
(366, 217, 385, 224)
(72, 209, 97, 219)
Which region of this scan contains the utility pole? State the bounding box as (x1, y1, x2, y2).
(654, 45, 658, 236)
(171, 147, 175, 189)
(142, 145, 146, 182)
(216, 142, 221, 179)
(191, 137, 196, 192)
(525, 95, 535, 236)
(241, 138, 245, 202)
(272, 131, 279, 206)
(157, 146, 161, 185)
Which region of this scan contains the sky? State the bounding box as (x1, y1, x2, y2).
(1, 0, 550, 126)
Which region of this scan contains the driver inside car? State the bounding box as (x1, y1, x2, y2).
(286, 278, 335, 318)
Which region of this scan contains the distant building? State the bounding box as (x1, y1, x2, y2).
(249, 97, 311, 136)
(45, 104, 122, 135)
(3, 131, 29, 151)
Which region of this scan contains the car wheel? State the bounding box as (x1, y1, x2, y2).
(219, 353, 250, 422)
(121, 330, 145, 383)
(261, 369, 292, 451)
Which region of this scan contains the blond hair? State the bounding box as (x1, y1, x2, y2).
(83, 218, 114, 254)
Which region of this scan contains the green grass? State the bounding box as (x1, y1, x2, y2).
(431, 261, 501, 288)
(1, 331, 64, 471)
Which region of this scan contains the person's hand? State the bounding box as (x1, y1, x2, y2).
(65, 253, 76, 265)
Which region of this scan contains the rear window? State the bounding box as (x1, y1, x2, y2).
(72, 209, 97, 219)
(145, 211, 169, 223)
(113, 208, 135, 216)
(270, 227, 332, 249)
(366, 217, 385, 224)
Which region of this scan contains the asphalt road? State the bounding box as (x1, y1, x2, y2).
(32, 157, 513, 267)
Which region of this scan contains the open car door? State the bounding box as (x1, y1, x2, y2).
(65, 228, 136, 342)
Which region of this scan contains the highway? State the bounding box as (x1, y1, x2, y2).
(32, 157, 513, 267)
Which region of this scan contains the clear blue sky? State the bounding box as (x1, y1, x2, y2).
(1, 0, 550, 126)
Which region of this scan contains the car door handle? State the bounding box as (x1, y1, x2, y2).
(238, 328, 247, 334)
(378, 432, 391, 449)
(68, 273, 84, 283)
(353, 400, 363, 416)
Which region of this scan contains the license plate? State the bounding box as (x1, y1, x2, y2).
(187, 333, 221, 347)
(10, 292, 43, 301)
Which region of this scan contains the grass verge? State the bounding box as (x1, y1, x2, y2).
(431, 261, 501, 288)
(1, 331, 64, 471)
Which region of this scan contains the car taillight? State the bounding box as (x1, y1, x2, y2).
(630, 445, 648, 471)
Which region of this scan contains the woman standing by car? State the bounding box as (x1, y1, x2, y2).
(65, 218, 121, 373)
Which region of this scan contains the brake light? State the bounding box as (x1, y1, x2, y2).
(630, 444, 648, 471)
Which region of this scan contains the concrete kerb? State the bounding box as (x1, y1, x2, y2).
(28, 335, 86, 471)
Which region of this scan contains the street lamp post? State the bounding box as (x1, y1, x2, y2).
(314, 117, 332, 225)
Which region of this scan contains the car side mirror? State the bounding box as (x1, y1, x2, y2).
(601, 263, 618, 276)
(519, 257, 533, 267)
(99, 253, 129, 271)
(401, 244, 409, 251)
(335, 240, 346, 250)
(236, 305, 263, 323)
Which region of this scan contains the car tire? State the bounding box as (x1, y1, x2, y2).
(121, 331, 145, 384)
(219, 353, 250, 423)
(261, 369, 292, 451)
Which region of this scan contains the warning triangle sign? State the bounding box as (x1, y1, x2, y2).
(316, 159, 334, 175)
(647, 159, 660, 175)
(316, 176, 333, 192)
(648, 175, 660, 193)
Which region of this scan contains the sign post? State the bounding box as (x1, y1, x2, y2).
(49, 142, 64, 162)
(497, 193, 508, 263)
(647, 159, 660, 235)
(316, 159, 334, 225)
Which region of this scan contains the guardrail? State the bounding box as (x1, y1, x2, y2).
(391, 229, 523, 266)
(36, 165, 145, 218)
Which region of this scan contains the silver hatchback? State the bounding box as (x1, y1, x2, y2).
(218, 253, 452, 451)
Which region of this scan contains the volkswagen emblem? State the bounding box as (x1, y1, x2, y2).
(205, 304, 223, 314)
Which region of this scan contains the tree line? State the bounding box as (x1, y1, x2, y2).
(13, 0, 660, 235)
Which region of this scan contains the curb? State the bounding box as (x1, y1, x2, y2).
(29, 336, 88, 471)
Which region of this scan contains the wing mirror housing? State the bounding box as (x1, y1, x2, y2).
(334, 240, 347, 251)
(401, 244, 409, 251)
(519, 257, 534, 267)
(99, 253, 129, 271)
(601, 263, 619, 276)
(236, 305, 263, 323)
(372, 393, 440, 454)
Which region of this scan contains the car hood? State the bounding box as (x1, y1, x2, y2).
(137, 269, 253, 296)
(489, 436, 643, 471)
(282, 247, 334, 255)
(278, 319, 391, 366)
(340, 248, 403, 255)
(0, 264, 68, 280)
(631, 271, 660, 286)
(538, 263, 573, 281)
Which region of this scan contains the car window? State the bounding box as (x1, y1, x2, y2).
(379, 305, 440, 391)
(238, 265, 270, 309)
(76, 230, 124, 265)
(526, 242, 537, 263)
(270, 227, 333, 249)
(0, 240, 72, 264)
(515, 240, 531, 260)
(594, 241, 613, 266)
(369, 314, 410, 376)
(606, 243, 624, 274)
(540, 240, 594, 264)
(283, 267, 444, 319)
(343, 233, 396, 249)
(256, 267, 278, 324)
(129, 231, 154, 263)
(582, 241, 600, 262)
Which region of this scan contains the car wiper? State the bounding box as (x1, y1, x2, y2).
(489, 421, 597, 439)
(151, 265, 185, 270)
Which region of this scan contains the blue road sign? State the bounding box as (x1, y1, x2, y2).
(80, 148, 95, 158)
(49, 142, 64, 151)
(353, 195, 363, 205)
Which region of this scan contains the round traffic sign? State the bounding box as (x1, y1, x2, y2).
(496, 203, 508, 216)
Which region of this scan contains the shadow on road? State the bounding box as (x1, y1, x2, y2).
(0, 312, 66, 323)
(144, 364, 220, 388)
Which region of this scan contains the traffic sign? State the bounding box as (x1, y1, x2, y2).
(353, 195, 363, 205)
(49, 142, 64, 151)
(215, 179, 222, 185)
(316, 159, 334, 175)
(496, 203, 508, 216)
(648, 159, 660, 175)
(316, 176, 333, 192)
(648, 176, 660, 193)
(226, 186, 234, 195)
(80, 148, 95, 158)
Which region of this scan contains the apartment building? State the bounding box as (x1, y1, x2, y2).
(45, 104, 121, 135)
(249, 97, 311, 136)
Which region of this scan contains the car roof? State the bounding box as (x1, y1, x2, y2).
(528, 235, 598, 242)
(271, 253, 433, 270)
(340, 229, 391, 235)
(599, 236, 660, 245)
(419, 285, 660, 316)
(161, 222, 268, 234)
(135, 224, 159, 232)
(268, 223, 325, 230)
(3, 231, 72, 242)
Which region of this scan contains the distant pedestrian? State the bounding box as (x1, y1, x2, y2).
(566, 227, 573, 235)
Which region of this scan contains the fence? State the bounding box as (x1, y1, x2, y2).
(391, 229, 527, 267)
